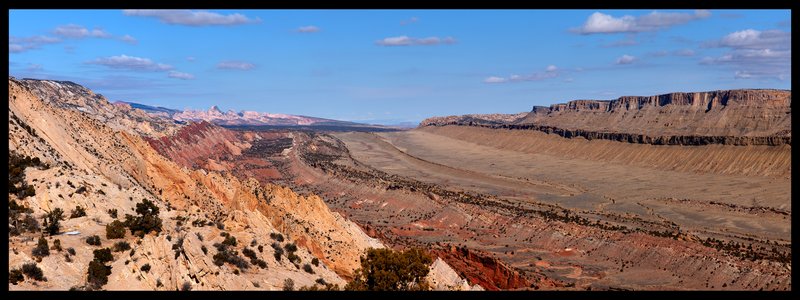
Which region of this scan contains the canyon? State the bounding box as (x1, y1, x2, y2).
(9, 79, 791, 291)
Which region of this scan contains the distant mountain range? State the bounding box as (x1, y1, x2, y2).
(113, 101, 403, 130)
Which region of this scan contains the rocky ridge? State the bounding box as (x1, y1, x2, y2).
(7, 77, 360, 290)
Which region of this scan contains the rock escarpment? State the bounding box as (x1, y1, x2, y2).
(420, 89, 791, 146)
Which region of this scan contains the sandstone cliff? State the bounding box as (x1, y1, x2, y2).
(420, 89, 791, 146)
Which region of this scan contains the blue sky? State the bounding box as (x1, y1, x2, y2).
(9, 9, 791, 125)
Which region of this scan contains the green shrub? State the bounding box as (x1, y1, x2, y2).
(52, 239, 62, 252)
(271, 243, 284, 261)
(140, 264, 151, 273)
(113, 241, 131, 252)
(212, 247, 249, 269)
(311, 257, 319, 267)
(344, 248, 433, 291)
(32, 236, 50, 257)
(87, 260, 111, 288)
(69, 206, 86, 219)
(108, 209, 118, 219)
(303, 263, 314, 274)
(269, 232, 284, 242)
(254, 259, 267, 269)
(283, 278, 294, 291)
(22, 262, 45, 281)
(43, 208, 64, 235)
(106, 220, 126, 239)
(221, 234, 237, 247)
(123, 199, 162, 237)
(242, 248, 257, 260)
(86, 235, 101, 246)
(287, 253, 300, 264)
(9, 269, 24, 285)
(93, 248, 113, 263)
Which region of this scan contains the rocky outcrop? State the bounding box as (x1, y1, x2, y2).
(419, 112, 528, 127)
(421, 89, 791, 146)
(430, 246, 534, 291)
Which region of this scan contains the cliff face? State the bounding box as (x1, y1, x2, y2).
(421, 89, 791, 146)
(516, 89, 791, 137)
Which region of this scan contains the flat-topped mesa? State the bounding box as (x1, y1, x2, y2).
(421, 89, 791, 146)
(544, 89, 790, 113)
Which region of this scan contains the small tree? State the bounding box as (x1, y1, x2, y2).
(106, 220, 126, 239)
(344, 248, 433, 291)
(87, 260, 111, 288)
(113, 241, 131, 252)
(32, 236, 50, 258)
(93, 248, 113, 263)
(124, 199, 163, 237)
(52, 239, 62, 252)
(22, 262, 45, 281)
(9, 269, 24, 285)
(283, 278, 295, 291)
(70, 206, 87, 219)
(303, 263, 314, 274)
(86, 235, 102, 246)
(43, 208, 64, 235)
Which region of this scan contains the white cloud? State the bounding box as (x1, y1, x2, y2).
(296, 25, 320, 33)
(9, 44, 24, 53)
(87, 54, 173, 71)
(575, 10, 710, 34)
(120, 34, 138, 44)
(717, 29, 790, 50)
(400, 16, 419, 25)
(615, 54, 636, 65)
(484, 65, 561, 84)
(376, 35, 457, 46)
(734, 71, 752, 79)
(186, 56, 196, 62)
(217, 61, 256, 70)
(703, 29, 790, 80)
(168, 71, 195, 80)
(483, 76, 507, 83)
(54, 24, 110, 38)
(123, 9, 260, 26)
(8, 35, 61, 53)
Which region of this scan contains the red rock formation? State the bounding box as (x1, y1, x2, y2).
(430, 246, 534, 290)
(144, 121, 244, 168)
